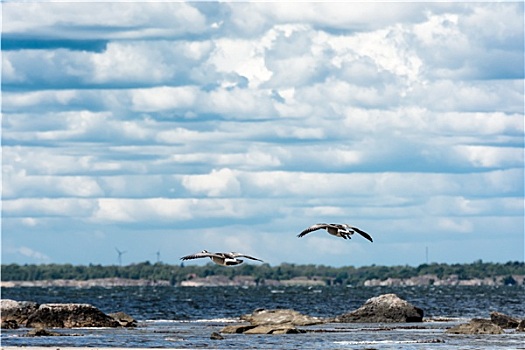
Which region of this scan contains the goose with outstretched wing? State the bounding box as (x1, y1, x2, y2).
(180, 250, 264, 266)
(297, 223, 373, 242)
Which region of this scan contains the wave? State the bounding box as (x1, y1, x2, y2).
(425, 316, 470, 323)
(335, 339, 441, 345)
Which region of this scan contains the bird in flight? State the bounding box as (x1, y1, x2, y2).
(297, 223, 373, 242)
(180, 250, 264, 266)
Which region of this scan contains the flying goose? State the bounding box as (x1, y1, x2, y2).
(297, 223, 373, 242)
(180, 250, 264, 266)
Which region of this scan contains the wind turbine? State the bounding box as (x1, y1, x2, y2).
(156, 250, 161, 263)
(115, 247, 127, 266)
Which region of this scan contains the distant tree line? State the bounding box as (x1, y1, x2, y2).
(1, 260, 523, 286)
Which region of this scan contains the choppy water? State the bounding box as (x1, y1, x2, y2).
(2, 285, 524, 349)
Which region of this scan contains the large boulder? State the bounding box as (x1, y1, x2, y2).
(335, 293, 424, 323)
(26, 303, 120, 328)
(240, 308, 325, 326)
(490, 311, 520, 329)
(445, 318, 503, 335)
(0, 299, 39, 327)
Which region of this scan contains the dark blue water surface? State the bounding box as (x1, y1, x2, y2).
(1, 285, 524, 349)
(3, 285, 523, 320)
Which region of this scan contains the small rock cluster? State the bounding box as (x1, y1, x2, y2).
(2, 293, 523, 340)
(221, 308, 325, 334)
(217, 293, 524, 338)
(446, 311, 524, 335)
(220, 293, 424, 335)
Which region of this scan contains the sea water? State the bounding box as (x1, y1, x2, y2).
(1, 285, 524, 349)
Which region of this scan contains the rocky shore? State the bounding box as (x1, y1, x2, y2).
(363, 274, 525, 287)
(2, 273, 523, 288)
(221, 293, 425, 335)
(0, 276, 326, 288)
(0, 278, 171, 288)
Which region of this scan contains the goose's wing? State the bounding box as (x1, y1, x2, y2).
(297, 223, 329, 237)
(350, 226, 374, 242)
(180, 251, 222, 260)
(229, 252, 263, 262)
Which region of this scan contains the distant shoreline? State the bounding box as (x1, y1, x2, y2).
(1, 348, 167, 350)
(1, 273, 523, 288)
(3, 261, 523, 288)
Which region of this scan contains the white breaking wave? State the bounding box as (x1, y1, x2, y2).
(180, 318, 240, 323)
(335, 340, 423, 345)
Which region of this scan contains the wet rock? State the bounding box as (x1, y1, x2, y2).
(1, 320, 19, 329)
(220, 324, 257, 334)
(221, 308, 319, 335)
(445, 318, 503, 335)
(108, 311, 137, 327)
(210, 331, 224, 340)
(517, 319, 525, 332)
(243, 324, 304, 334)
(23, 328, 62, 337)
(0, 299, 39, 327)
(26, 303, 120, 328)
(490, 311, 520, 329)
(220, 323, 304, 335)
(335, 293, 424, 323)
(240, 308, 325, 326)
(417, 338, 445, 343)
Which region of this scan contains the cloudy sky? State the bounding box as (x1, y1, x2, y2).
(2, 2, 524, 268)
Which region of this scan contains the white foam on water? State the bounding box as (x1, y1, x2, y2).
(180, 318, 239, 323)
(334, 340, 421, 345)
(145, 318, 238, 323)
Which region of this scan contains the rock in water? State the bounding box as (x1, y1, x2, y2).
(26, 303, 120, 328)
(221, 324, 257, 334)
(0, 299, 39, 327)
(23, 328, 62, 337)
(335, 293, 424, 323)
(1, 320, 19, 329)
(210, 331, 224, 340)
(220, 324, 303, 335)
(240, 308, 326, 326)
(490, 311, 520, 329)
(446, 318, 503, 335)
(108, 312, 137, 327)
(517, 319, 525, 332)
(243, 324, 304, 334)
(221, 308, 319, 335)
